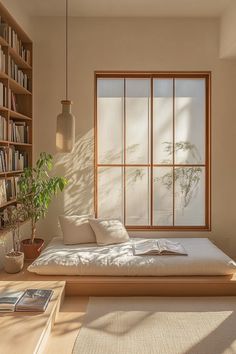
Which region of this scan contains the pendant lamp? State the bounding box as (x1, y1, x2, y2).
(56, 0, 75, 152)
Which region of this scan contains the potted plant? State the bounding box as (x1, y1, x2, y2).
(18, 152, 67, 260)
(3, 205, 24, 273)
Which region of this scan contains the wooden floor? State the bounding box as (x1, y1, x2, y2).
(45, 296, 89, 354)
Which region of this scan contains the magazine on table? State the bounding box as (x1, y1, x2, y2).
(0, 291, 24, 312)
(16, 289, 53, 312)
(133, 239, 188, 256)
(0, 289, 53, 312)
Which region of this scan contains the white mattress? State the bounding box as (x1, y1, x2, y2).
(27, 237, 236, 276)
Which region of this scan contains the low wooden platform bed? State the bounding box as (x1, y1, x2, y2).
(4, 236, 234, 296)
(2, 267, 236, 296)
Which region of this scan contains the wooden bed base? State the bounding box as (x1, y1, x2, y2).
(65, 275, 236, 296)
(1, 264, 236, 296)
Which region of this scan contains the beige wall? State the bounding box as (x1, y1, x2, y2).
(1, 0, 32, 36)
(31, 17, 236, 259)
(220, 0, 236, 58)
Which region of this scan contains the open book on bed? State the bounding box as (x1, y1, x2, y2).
(133, 239, 188, 256)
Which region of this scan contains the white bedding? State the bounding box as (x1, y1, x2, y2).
(27, 237, 236, 276)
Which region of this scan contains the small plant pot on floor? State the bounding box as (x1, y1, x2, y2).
(4, 251, 24, 273)
(21, 238, 44, 260)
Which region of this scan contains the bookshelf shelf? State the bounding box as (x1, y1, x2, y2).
(0, 170, 23, 176)
(7, 170, 23, 174)
(9, 78, 32, 95)
(0, 2, 32, 230)
(0, 106, 8, 112)
(0, 198, 16, 209)
(0, 71, 8, 79)
(9, 110, 32, 120)
(9, 142, 32, 147)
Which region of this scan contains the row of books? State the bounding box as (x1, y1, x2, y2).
(0, 289, 53, 312)
(0, 118, 30, 143)
(0, 146, 29, 172)
(0, 82, 7, 107)
(8, 26, 31, 65)
(0, 45, 5, 73)
(0, 19, 31, 66)
(9, 57, 30, 91)
(0, 176, 19, 205)
(0, 116, 7, 141)
(9, 146, 29, 171)
(9, 120, 30, 144)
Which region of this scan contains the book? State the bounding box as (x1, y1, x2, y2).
(15, 289, 53, 312)
(0, 21, 7, 42)
(14, 176, 20, 197)
(0, 178, 7, 205)
(0, 45, 6, 73)
(0, 115, 7, 140)
(0, 291, 24, 312)
(5, 177, 15, 201)
(0, 82, 3, 106)
(133, 239, 188, 256)
(10, 90, 18, 111)
(0, 147, 7, 172)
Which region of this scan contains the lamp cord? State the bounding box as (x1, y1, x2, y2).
(66, 0, 68, 100)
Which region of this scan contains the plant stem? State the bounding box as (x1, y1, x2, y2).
(31, 219, 36, 244)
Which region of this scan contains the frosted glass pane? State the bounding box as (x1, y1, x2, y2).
(175, 79, 205, 164)
(125, 167, 150, 225)
(126, 79, 150, 164)
(153, 79, 173, 164)
(97, 79, 124, 163)
(174, 167, 205, 226)
(97, 167, 123, 221)
(153, 167, 173, 226)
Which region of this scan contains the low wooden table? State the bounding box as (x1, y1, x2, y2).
(0, 281, 65, 354)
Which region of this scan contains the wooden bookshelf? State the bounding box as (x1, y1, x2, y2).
(0, 2, 32, 231)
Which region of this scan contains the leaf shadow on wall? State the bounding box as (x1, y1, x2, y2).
(37, 129, 94, 239)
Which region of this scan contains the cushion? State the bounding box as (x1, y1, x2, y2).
(59, 215, 96, 244)
(89, 218, 130, 245)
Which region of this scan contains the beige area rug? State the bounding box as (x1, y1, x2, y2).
(73, 297, 236, 354)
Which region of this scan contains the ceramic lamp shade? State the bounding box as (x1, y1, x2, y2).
(56, 100, 75, 152)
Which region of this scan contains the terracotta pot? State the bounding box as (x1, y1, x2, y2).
(4, 252, 24, 273)
(21, 238, 44, 260)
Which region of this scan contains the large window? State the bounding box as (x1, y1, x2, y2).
(95, 72, 211, 230)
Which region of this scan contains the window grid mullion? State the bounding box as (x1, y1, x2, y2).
(173, 78, 175, 227)
(123, 78, 126, 225)
(150, 77, 153, 226)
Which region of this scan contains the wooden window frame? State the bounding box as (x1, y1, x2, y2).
(94, 71, 211, 231)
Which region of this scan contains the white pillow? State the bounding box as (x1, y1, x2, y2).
(89, 218, 130, 245)
(59, 215, 96, 244)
